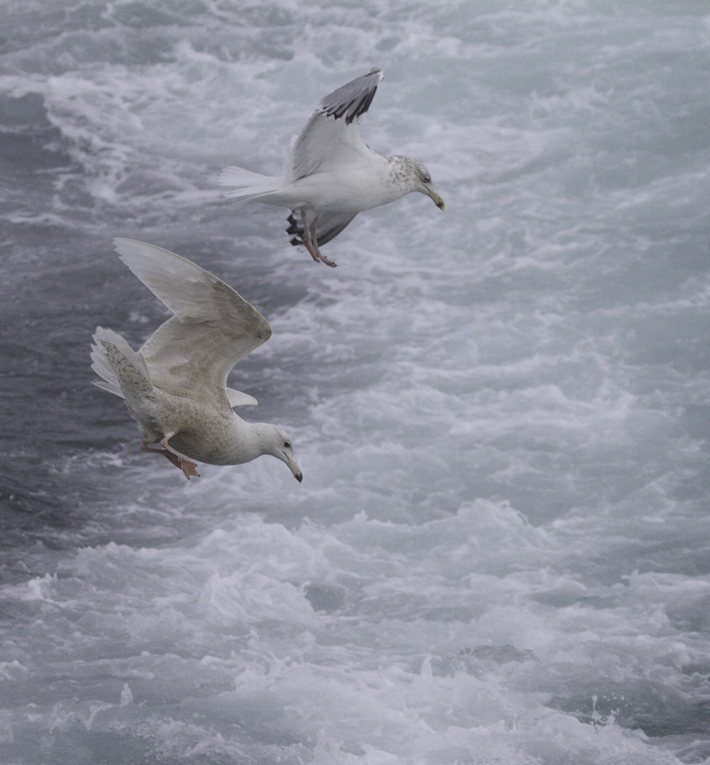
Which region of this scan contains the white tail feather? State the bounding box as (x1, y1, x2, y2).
(91, 326, 151, 399)
(217, 165, 284, 206)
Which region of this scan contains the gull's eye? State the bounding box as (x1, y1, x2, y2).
(283, 440, 291, 449)
(422, 174, 431, 183)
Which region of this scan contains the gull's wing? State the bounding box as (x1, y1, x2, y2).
(114, 238, 271, 414)
(226, 387, 258, 408)
(285, 210, 358, 248)
(287, 68, 384, 182)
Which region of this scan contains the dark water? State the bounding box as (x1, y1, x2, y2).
(2, 1, 710, 763)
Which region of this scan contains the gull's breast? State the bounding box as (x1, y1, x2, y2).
(265, 152, 394, 213)
(310, 164, 401, 213)
(166, 408, 256, 466)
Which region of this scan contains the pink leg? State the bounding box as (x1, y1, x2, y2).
(299, 207, 320, 263)
(140, 439, 200, 480)
(300, 208, 337, 268)
(310, 217, 337, 268)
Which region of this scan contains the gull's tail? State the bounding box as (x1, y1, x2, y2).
(217, 165, 285, 207)
(91, 327, 153, 401)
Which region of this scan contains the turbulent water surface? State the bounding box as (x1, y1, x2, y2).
(2, 1, 710, 763)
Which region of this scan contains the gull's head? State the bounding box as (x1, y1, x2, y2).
(391, 156, 444, 210)
(262, 425, 302, 482)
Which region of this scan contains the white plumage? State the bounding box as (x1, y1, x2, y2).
(218, 68, 444, 267)
(91, 238, 302, 481)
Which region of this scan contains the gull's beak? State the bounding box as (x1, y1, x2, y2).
(285, 455, 303, 483)
(425, 187, 445, 210)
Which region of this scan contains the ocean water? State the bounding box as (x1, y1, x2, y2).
(1, 0, 710, 763)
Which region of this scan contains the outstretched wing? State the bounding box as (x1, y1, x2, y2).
(286, 210, 359, 248)
(114, 238, 270, 414)
(287, 68, 384, 182)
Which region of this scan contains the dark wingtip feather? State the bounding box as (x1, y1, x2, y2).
(286, 211, 304, 246)
(317, 68, 384, 124)
(285, 210, 358, 249)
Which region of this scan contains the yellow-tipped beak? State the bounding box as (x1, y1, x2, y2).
(426, 188, 445, 210)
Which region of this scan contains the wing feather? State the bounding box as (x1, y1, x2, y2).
(287, 68, 384, 182)
(286, 210, 358, 247)
(113, 239, 271, 413)
(226, 388, 258, 408)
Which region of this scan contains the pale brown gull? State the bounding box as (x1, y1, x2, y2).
(91, 238, 302, 482)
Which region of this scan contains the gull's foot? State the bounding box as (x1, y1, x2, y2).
(317, 252, 337, 267)
(299, 244, 336, 267)
(180, 459, 200, 479)
(159, 437, 200, 480)
(164, 451, 201, 479)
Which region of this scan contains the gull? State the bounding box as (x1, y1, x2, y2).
(91, 238, 302, 482)
(218, 68, 444, 267)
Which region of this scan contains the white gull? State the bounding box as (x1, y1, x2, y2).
(91, 238, 302, 482)
(218, 68, 444, 267)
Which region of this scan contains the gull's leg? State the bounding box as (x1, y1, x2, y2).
(309, 217, 337, 268)
(299, 207, 321, 263)
(140, 441, 162, 454)
(140, 439, 200, 480)
(299, 208, 337, 267)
